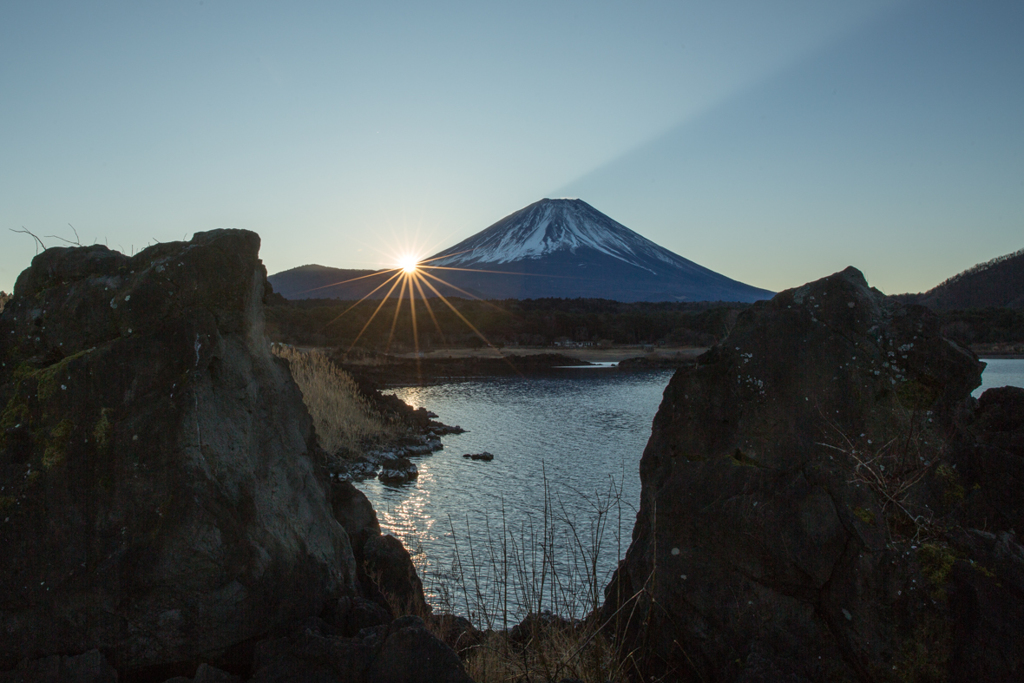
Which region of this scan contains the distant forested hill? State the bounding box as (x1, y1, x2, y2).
(909, 248, 1024, 311)
(268, 264, 384, 300)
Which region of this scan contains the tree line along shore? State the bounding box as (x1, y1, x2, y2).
(4, 288, 1020, 356)
(264, 293, 1024, 358)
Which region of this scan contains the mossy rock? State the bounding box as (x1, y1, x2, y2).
(853, 506, 876, 525)
(41, 419, 73, 470)
(918, 543, 958, 594)
(93, 407, 113, 452)
(935, 463, 965, 507)
(896, 377, 942, 411)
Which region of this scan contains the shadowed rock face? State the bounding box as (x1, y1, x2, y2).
(604, 267, 1024, 681)
(0, 230, 357, 672)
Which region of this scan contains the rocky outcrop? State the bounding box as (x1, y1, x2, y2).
(605, 267, 1024, 681)
(377, 457, 418, 485)
(0, 649, 119, 683)
(248, 615, 472, 683)
(960, 386, 1024, 534)
(0, 231, 357, 673)
(329, 481, 429, 619)
(330, 432, 446, 484)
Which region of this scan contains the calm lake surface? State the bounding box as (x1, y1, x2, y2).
(356, 359, 1024, 621)
(357, 368, 673, 622)
(974, 358, 1024, 397)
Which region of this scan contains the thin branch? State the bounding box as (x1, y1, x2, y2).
(11, 227, 46, 253)
(44, 223, 84, 247)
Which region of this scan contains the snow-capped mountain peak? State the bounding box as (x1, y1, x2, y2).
(430, 199, 685, 274)
(419, 198, 772, 302)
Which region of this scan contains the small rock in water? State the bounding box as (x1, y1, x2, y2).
(379, 457, 418, 484)
(463, 451, 494, 461)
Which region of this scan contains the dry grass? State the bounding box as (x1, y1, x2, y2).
(425, 471, 635, 683)
(273, 345, 393, 456)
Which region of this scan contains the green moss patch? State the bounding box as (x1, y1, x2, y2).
(41, 419, 73, 470)
(935, 464, 965, 507)
(895, 377, 941, 411)
(0, 388, 31, 451)
(894, 616, 950, 683)
(93, 408, 113, 452)
(730, 449, 763, 468)
(919, 543, 958, 591)
(0, 393, 29, 434)
(853, 506, 876, 525)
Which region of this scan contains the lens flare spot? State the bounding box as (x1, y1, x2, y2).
(398, 255, 419, 274)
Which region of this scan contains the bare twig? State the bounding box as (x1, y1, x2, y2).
(44, 223, 83, 247)
(11, 227, 46, 253)
(816, 407, 938, 543)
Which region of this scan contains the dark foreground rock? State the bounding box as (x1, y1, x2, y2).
(0, 230, 356, 672)
(328, 480, 430, 623)
(604, 267, 1024, 682)
(0, 232, 470, 683)
(0, 649, 118, 683)
(249, 615, 472, 683)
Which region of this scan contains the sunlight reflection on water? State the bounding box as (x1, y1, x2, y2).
(355, 369, 674, 621)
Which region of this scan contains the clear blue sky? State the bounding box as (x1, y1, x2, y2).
(2, 1, 1021, 296)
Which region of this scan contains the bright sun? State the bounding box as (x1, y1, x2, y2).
(397, 255, 419, 274)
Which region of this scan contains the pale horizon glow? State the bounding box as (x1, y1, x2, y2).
(1, 1, 1022, 297)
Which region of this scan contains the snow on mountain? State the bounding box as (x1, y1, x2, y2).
(423, 198, 772, 302)
(431, 198, 691, 275)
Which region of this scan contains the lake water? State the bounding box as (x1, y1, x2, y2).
(974, 358, 1024, 397)
(356, 359, 1023, 623)
(356, 368, 673, 624)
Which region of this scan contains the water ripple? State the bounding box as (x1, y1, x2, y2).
(356, 369, 674, 621)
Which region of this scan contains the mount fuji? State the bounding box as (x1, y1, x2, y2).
(421, 199, 772, 302)
(268, 199, 773, 302)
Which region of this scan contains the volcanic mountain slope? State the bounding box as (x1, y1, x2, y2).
(268, 264, 384, 300)
(911, 247, 1024, 310)
(268, 198, 773, 302)
(423, 199, 773, 302)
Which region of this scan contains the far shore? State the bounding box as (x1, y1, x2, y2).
(387, 345, 710, 363)
(971, 343, 1024, 359)
(320, 345, 709, 385)
(384, 343, 1024, 361)
(290, 342, 1024, 365)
